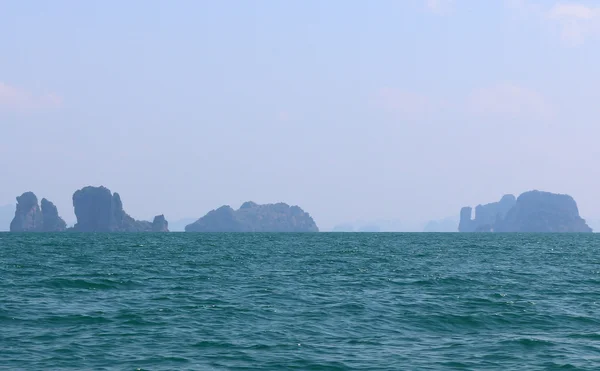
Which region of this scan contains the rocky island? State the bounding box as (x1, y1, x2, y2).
(151, 214, 169, 232)
(185, 201, 319, 232)
(72, 186, 169, 232)
(9, 192, 67, 232)
(459, 190, 592, 233)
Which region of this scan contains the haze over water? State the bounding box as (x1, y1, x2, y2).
(2, 1, 600, 229)
(3, 233, 600, 370)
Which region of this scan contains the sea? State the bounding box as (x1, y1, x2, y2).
(2, 233, 600, 370)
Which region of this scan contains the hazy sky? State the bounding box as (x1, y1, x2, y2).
(1, 0, 600, 229)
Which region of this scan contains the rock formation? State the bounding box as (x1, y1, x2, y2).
(459, 194, 516, 232)
(495, 191, 592, 233)
(72, 186, 113, 232)
(10, 192, 43, 232)
(152, 215, 169, 232)
(40, 198, 67, 231)
(9, 192, 66, 232)
(459, 191, 592, 233)
(72, 186, 168, 232)
(185, 201, 319, 232)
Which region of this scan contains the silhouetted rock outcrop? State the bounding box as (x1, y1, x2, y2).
(10, 192, 43, 232)
(459, 194, 516, 232)
(9, 192, 66, 232)
(459, 191, 592, 233)
(495, 191, 592, 233)
(152, 215, 169, 232)
(40, 198, 67, 232)
(185, 201, 319, 232)
(72, 186, 113, 232)
(459, 207, 474, 232)
(72, 186, 168, 232)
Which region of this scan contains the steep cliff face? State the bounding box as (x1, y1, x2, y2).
(475, 195, 516, 226)
(40, 198, 67, 232)
(72, 186, 114, 232)
(458, 207, 474, 232)
(10, 192, 43, 232)
(72, 186, 168, 232)
(185, 202, 319, 232)
(9, 192, 66, 232)
(495, 191, 592, 233)
(458, 195, 516, 232)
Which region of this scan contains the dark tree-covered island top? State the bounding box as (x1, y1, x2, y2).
(185, 201, 319, 232)
(459, 190, 592, 233)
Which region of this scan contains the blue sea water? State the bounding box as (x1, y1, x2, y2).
(2, 233, 600, 370)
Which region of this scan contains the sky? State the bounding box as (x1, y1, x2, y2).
(1, 0, 600, 230)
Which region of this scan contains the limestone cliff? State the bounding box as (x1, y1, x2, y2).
(9, 192, 66, 232)
(459, 191, 592, 233)
(152, 215, 169, 232)
(72, 186, 168, 232)
(10, 192, 43, 232)
(495, 191, 592, 233)
(185, 201, 319, 232)
(459, 195, 516, 232)
(40, 198, 67, 232)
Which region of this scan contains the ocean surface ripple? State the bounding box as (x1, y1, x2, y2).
(2, 233, 600, 370)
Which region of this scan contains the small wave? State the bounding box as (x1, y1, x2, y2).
(192, 340, 236, 349)
(42, 277, 139, 290)
(566, 332, 600, 340)
(44, 314, 111, 325)
(500, 337, 555, 348)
